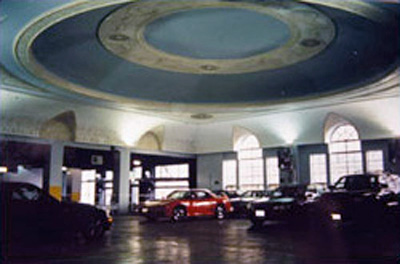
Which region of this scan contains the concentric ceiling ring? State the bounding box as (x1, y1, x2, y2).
(98, 1, 335, 74)
(13, 0, 397, 111)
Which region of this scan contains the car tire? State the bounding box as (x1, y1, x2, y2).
(215, 205, 226, 220)
(83, 218, 104, 241)
(171, 206, 186, 222)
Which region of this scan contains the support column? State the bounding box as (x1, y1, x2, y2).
(117, 147, 130, 214)
(49, 141, 64, 200)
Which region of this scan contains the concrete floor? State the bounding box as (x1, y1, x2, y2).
(4, 216, 400, 264)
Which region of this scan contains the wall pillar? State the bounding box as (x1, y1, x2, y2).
(49, 141, 64, 200)
(117, 147, 130, 214)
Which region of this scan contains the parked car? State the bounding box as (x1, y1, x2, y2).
(316, 174, 391, 227)
(0, 181, 112, 247)
(247, 185, 316, 227)
(230, 190, 272, 217)
(138, 189, 233, 222)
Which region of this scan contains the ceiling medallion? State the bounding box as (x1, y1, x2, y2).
(98, 1, 335, 74)
(190, 113, 214, 120)
(108, 34, 130, 41)
(200, 65, 219, 71)
(300, 39, 322, 47)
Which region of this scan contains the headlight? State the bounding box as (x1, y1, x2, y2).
(255, 210, 266, 217)
(331, 213, 342, 221)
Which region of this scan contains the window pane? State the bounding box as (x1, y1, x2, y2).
(329, 124, 363, 184)
(155, 164, 189, 178)
(237, 135, 260, 150)
(309, 154, 327, 185)
(236, 135, 263, 191)
(366, 150, 384, 173)
(239, 159, 263, 191)
(266, 157, 279, 187)
(346, 141, 361, 152)
(223, 160, 237, 190)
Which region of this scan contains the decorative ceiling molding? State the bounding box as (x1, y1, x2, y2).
(98, 1, 335, 74)
(6, 0, 399, 123)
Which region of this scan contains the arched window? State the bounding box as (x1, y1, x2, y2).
(328, 124, 363, 184)
(236, 135, 263, 191)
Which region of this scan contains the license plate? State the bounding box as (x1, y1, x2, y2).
(142, 208, 149, 213)
(255, 210, 265, 217)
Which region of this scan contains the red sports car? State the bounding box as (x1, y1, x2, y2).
(138, 189, 233, 221)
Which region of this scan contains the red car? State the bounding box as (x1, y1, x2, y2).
(138, 189, 233, 221)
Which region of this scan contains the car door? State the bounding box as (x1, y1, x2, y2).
(8, 184, 63, 240)
(192, 191, 218, 216)
(8, 184, 44, 240)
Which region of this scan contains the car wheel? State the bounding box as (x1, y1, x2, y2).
(83, 218, 104, 241)
(215, 205, 226, 220)
(171, 206, 186, 222)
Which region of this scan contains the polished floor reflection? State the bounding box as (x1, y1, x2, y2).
(4, 216, 400, 264)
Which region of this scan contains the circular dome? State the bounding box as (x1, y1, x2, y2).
(143, 8, 291, 59)
(98, 1, 335, 74)
(14, 0, 398, 109)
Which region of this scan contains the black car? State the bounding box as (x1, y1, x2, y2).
(213, 190, 240, 199)
(248, 185, 316, 227)
(316, 174, 393, 227)
(0, 181, 112, 249)
(230, 190, 272, 217)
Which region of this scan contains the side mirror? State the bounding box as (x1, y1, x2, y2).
(328, 185, 335, 191)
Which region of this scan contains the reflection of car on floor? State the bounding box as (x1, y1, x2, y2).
(316, 174, 396, 227)
(229, 190, 272, 217)
(0, 181, 112, 248)
(138, 189, 233, 222)
(248, 185, 316, 227)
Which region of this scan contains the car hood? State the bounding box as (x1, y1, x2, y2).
(143, 200, 173, 207)
(60, 201, 101, 214)
(253, 197, 295, 204)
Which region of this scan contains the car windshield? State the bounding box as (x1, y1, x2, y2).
(241, 191, 269, 198)
(271, 187, 305, 198)
(241, 191, 253, 198)
(334, 175, 378, 191)
(225, 191, 239, 198)
(166, 191, 189, 200)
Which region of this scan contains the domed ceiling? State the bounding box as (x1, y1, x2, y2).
(2, 0, 399, 118)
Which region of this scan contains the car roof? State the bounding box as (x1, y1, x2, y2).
(340, 174, 378, 179)
(0, 181, 35, 187)
(169, 189, 212, 192)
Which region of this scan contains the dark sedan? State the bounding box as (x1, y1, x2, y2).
(247, 185, 316, 227)
(229, 190, 272, 217)
(316, 174, 398, 228)
(0, 181, 112, 249)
